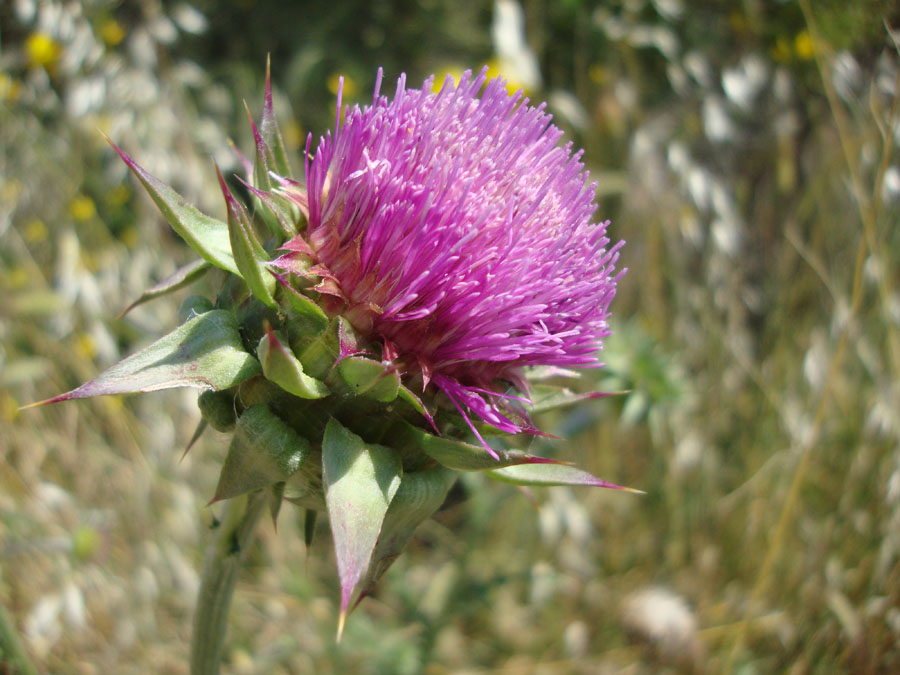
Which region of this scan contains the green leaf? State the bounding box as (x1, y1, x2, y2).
(242, 62, 296, 241)
(120, 259, 210, 317)
(183, 419, 207, 459)
(524, 366, 581, 381)
(243, 104, 291, 241)
(256, 325, 330, 399)
(246, 102, 275, 193)
(106, 137, 240, 277)
(213, 405, 311, 501)
(396, 421, 561, 471)
(488, 463, 641, 491)
(336, 356, 400, 403)
(527, 383, 621, 415)
(261, 57, 292, 178)
(322, 418, 402, 633)
(34, 310, 261, 405)
(216, 166, 277, 308)
(356, 466, 456, 601)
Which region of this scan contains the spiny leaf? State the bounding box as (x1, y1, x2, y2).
(30, 310, 260, 406)
(119, 259, 210, 317)
(356, 466, 455, 601)
(322, 418, 402, 637)
(213, 405, 311, 502)
(216, 165, 277, 308)
(243, 103, 289, 241)
(397, 421, 561, 471)
(246, 101, 274, 193)
(261, 54, 292, 178)
(106, 137, 240, 277)
(487, 463, 642, 492)
(524, 366, 582, 381)
(304, 509, 318, 547)
(269, 481, 286, 529)
(527, 383, 622, 415)
(182, 419, 207, 461)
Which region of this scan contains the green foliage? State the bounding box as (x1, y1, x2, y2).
(34, 310, 261, 403)
(109, 139, 242, 277)
(322, 418, 402, 620)
(396, 420, 569, 472)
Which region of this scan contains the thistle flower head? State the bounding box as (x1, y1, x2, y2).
(39, 64, 633, 632)
(278, 68, 623, 442)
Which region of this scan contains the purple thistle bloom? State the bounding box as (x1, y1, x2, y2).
(34, 63, 637, 655)
(276, 67, 624, 446)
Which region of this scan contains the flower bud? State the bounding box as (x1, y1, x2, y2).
(198, 389, 237, 432)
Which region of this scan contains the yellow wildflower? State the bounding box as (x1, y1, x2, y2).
(69, 194, 97, 222)
(25, 32, 61, 69)
(23, 218, 48, 243)
(100, 18, 126, 47)
(794, 31, 815, 61)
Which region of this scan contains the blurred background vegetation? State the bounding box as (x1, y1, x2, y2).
(2, 0, 900, 672)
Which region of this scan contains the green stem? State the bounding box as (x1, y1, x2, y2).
(190, 490, 268, 675)
(0, 593, 37, 675)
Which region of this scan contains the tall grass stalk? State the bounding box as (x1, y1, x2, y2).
(726, 2, 899, 668)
